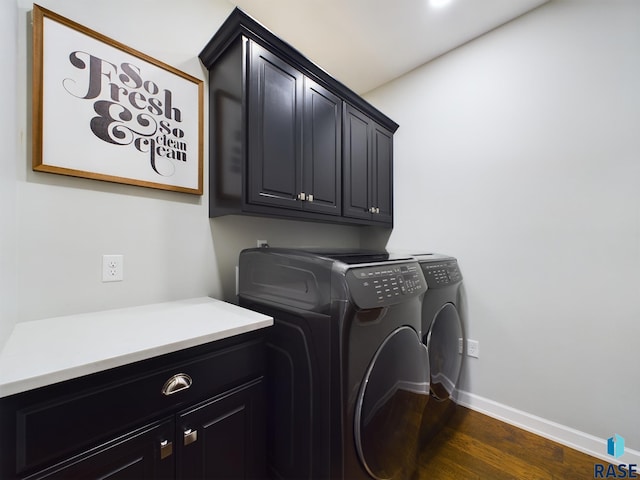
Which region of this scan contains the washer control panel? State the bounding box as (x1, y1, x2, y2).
(347, 262, 426, 308)
(420, 260, 462, 288)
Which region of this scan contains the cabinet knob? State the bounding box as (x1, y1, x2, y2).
(297, 192, 306, 201)
(307, 194, 314, 202)
(183, 428, 198, 446)
(161, 373, 192, 396)
(160, 440, 173, 459)
(375, 207, 380, 214)
(369, 206, 376, 213)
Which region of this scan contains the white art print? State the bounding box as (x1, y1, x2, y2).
(32, 5, 203, 194)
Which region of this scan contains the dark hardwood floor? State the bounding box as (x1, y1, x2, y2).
(411, 404, 608, 479)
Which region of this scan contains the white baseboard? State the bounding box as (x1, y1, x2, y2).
(456, 390, 640, 466)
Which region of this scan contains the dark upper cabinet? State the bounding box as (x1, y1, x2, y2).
(302, 78, 342, 215)
(373, 125, 394, 224)
(343, 105, 394, 224)
(247, 42, 341, 215)
(199, 8, 397, 227)
(343, 105, 370, 221)
(247, 41, 303, 210)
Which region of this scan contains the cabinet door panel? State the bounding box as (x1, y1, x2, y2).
(303, 79, 341, 215)
(177, 379, 266, 480)
(372, 124, 393, 224)
(343, 105, 372, 220)
(24, 419, 174, 480)
(248, 41, 303, 209)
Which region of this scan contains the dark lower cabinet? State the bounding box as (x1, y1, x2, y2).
(0, 333, 267, 480)
(177, 380, 265, 480)
(23, 420, 176, 480)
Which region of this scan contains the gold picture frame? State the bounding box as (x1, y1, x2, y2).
(32, 4, 204, 195)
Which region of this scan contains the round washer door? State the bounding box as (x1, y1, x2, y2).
(355, 326, 430, 480)
(426, 303, 463, 401)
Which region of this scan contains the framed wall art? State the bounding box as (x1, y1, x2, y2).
(32, 5, 204, 195)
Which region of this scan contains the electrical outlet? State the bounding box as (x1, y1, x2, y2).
(257, 239, 269, 248)
(102, 254, 124, 282)
(467, 339, 479, 358)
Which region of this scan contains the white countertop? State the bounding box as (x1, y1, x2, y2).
(0, 297, 273, 398)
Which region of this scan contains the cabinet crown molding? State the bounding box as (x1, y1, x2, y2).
(199, 7, 399, 133)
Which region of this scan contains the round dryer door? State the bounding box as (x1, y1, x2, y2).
(426, 303, 463, 401)
(355, 326, 430, 480)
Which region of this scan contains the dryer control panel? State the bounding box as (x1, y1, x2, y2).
(347, 262, 426, 308)
(420, 260, 462, 288)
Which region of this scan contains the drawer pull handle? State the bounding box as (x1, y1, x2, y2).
(160, 440, 173, 459)
(183, 428, 198, 446)
(161, 373, 192, 396)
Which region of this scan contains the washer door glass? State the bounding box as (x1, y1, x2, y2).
(426, 303, 463, 401)
(355, 326, 430, 480)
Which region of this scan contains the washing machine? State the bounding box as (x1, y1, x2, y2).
(413, 253, 465, 444)
(238, 248, 430, 480)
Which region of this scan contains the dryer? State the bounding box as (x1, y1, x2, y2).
(238, 248, 429, 480)
(413, 253, 465, 443)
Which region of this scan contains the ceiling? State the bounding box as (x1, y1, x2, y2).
(229, 0, 549, 94)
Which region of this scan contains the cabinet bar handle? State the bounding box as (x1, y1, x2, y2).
(161, 373, 192, 396)
(183, 429, 198, 446)
(160, 440, 173, 459)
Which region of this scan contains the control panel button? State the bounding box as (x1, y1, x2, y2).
(349, 262, 426, 306)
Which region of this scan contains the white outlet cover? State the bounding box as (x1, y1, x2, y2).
(467, 339, 480, 358)
(102, 254, 124, 282)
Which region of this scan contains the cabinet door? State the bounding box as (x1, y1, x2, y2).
(302, 78, 342, 215)
(343, 104, 373, 220)
(176, 379, 266, 480)
(24, 419, 174, 480)
(343, 104, 393, 225)
(247, 40, 303, 209)
(371, 123, 393, 224)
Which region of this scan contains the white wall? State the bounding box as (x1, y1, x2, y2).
(0, 1, 19, 350)
(367, 0, 640, 450)
(1, 0, 360, 347)
(5, 0, 637, 457)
